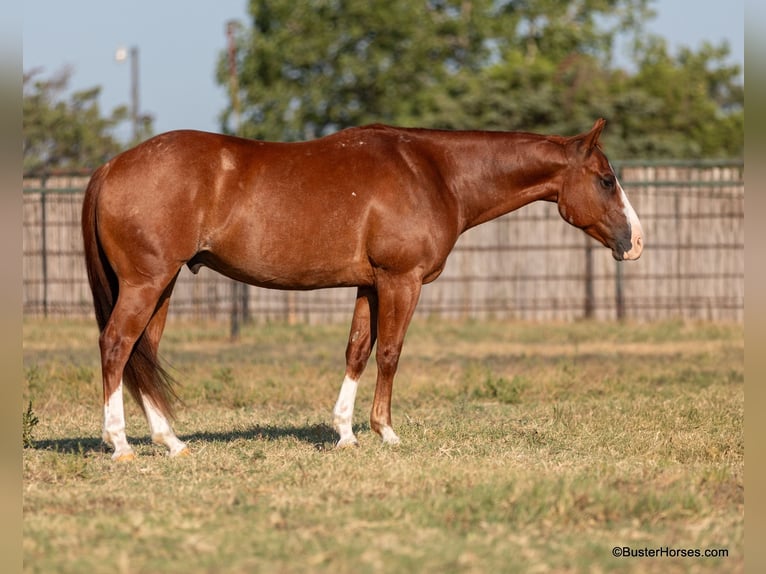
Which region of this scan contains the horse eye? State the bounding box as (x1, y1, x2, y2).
(600, 176, 616, 191)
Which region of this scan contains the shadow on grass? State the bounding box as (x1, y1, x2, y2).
(30, 422, 371, 456)
(182, 422, 342, 450)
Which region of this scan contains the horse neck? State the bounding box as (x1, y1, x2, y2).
(423, 130, 569, 232)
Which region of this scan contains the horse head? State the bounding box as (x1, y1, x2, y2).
(558, 119, 643, 261)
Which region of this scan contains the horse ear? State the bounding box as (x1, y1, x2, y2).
(570, 118, 606, 158)
(584, 118, 606, 150)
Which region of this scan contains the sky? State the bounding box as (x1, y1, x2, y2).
(22, 1, 744, 142)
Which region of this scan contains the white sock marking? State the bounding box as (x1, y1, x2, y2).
(380, 426, 401, 445)
(141, 392, 188, 457)
(333, 375, 359, 447)
(103, 380, 134, 460)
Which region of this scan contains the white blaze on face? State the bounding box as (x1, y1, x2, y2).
(617, 178, 643, 260)
(333, 375, 359, 447)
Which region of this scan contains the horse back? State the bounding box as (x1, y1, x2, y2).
(94, 128, 461, 289)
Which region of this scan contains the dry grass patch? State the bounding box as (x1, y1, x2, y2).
(23, 318, 743, 573)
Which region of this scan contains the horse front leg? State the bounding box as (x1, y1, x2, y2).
(369, 274, 422, 445)
(333, 287, 378, 447)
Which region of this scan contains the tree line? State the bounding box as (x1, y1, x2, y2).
(23, 0, 743, 173)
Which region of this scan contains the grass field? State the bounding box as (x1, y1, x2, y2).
(22, 317, 743, 573)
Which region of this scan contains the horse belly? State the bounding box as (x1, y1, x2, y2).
(201, 226, 374, 290)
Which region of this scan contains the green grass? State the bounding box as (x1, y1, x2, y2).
(23, 318, 743, 573)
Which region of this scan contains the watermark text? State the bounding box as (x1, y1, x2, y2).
(612, 546, 728, 559)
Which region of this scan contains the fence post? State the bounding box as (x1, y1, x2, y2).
(287, 291, 297, 325)
(241, 284, 250, 324)
(613, 162, 626, 321)
(40, 185, 49, 318)
(230, 280, 241, 340)
(584, 239, 594, 319)
(615, 262, 625, 320)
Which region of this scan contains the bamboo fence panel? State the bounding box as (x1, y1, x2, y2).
(22, 161, 744, 323)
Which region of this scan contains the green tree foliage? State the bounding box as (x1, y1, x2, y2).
(23, 67, 153, 173)
(219, 0, 742, 159)
(219, 0, 497, 140)
(614, 38, 744, 157)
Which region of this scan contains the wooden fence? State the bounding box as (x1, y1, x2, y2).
(22, 160, 744, 324)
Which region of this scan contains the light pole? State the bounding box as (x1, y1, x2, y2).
(225, 21, 248, 339)
(226, 21, 241, 135)
(115, 45, 140, 142)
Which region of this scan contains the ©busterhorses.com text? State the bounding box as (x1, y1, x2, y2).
(612, 546, 729, 559)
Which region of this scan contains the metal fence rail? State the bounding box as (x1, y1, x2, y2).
(22, 160, 744, 323)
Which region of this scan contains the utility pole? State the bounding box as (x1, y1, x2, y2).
(115, 46, 140, 142)
(226, 21, 248, 339)
(227, 21, 241, 135)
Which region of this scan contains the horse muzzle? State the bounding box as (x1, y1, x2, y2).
(617, 220, 643, 261)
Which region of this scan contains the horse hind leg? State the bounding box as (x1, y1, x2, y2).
(100, 276, 181, 460)
(333, 287, 378, 447)
(100, 284, 163, 461)
(140, 279, 189, 457)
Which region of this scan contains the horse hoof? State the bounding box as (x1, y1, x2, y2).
(380, 428, 401, 446)
(113, 452, 136, 462)
(336, 437, 359, 449)
(173, 447, 191, 457)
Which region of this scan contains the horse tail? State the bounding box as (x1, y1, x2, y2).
(82, 165, 116, 334)
(82, 164, 178, 419)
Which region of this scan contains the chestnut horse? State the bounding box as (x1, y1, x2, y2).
(82, 119, 642, 460)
